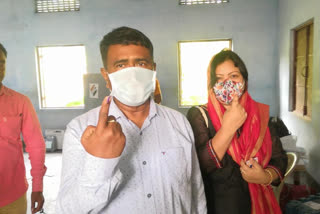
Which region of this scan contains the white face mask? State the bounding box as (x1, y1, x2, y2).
(108, 67, 156, 106)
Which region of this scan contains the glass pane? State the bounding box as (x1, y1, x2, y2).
(179, 0, 229, 5)
(37, 46, 87, 108)
(179, 40, 231, 106)
(36, 0, 80, 13)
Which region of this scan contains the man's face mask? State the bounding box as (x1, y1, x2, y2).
(213, 79, 245, 105)
(108, 67, 156, 106)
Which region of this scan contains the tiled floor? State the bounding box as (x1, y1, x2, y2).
(24, 152, 62, 214)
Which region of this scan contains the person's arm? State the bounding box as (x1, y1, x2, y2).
(239, 127, 288, 185)
(187, 106, 218, 174)
(56, 96, 126, 213)
(210, 96, 247, 161)
(21, 97, 46, 213)
(266, 124, 288, 186)
(186, 97, 246, 174)
(55, 124, 123, 213)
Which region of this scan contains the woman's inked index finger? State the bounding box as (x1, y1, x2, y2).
(97, 96, 112, 132)
(231, 94, 239, 106)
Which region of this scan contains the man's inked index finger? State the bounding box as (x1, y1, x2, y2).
(97, 96, 112, 133)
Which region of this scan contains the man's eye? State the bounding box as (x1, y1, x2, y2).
(116, 64, 125, 68)
(137, 62, 146, 67)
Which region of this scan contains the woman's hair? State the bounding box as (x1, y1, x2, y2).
(209, 50, 248, 89)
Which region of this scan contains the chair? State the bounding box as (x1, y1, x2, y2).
(272, 152, 298, 202)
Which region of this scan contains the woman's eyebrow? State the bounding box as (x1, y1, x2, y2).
(228, 71, 240, 75)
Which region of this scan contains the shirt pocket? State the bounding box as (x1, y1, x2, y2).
(160, 147, 188, 186)
(0, 115, 22, 140)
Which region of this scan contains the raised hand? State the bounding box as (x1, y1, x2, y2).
(81, 96, 126, 159)
(221, 95, 247, 134)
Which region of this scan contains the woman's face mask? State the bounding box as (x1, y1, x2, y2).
(108, 67, 156, 106)
(213, 79, 245, 105)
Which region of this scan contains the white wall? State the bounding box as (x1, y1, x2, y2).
(1, 0, 279, 131)
(278, 0, 320, 182)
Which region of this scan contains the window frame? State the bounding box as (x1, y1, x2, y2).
(35, 44, 87, 110)
(289, 19, 313, 119)
(178, 39, 232, 108)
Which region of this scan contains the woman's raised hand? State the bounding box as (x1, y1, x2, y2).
(221, 95, 247, 134)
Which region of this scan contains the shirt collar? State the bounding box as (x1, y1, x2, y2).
(108, 98, 126, 120)
(148, 99, 158, 120)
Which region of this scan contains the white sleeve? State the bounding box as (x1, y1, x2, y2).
(55, 123, 123, 214)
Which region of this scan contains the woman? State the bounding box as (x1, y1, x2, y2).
(187, 50, 287, 214)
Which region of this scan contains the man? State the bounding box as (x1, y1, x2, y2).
(0, 43, 46, 214)
(56, 27, 206, 213)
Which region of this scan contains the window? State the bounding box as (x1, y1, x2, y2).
(290, 20, 313, 118)
(179, 0, 229, 5)
(36, 45, 87, 109)
(178, 40, 232, 107)
(36, 0, 80, 13)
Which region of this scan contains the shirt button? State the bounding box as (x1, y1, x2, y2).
(140, 132, 143, 136)
(143, 161, 147, 165)
(147, 193, 152, 198)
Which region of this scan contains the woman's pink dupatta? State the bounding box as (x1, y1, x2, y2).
(207, 89, 282, 214)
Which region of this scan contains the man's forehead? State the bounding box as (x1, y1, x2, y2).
(108, 44, 149, 53)
(107, 44, 152, 60)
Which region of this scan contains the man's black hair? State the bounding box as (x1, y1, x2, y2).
(100, 26, 153, 68)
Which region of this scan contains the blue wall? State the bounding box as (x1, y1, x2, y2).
(1, 0, 279, 129)
(278, 0, 320, 182)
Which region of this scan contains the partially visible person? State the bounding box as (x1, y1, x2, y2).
(154, 78, 162, 104)
(0, 43, 46, 214)
(187, 50, 287, 214)
(56, 26, 206, 213)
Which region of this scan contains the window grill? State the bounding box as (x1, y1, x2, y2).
(179, 0, 229, 5)
(36, 0, 80, 13)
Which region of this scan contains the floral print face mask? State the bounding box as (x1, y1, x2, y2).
(213, 79, 245, 105)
